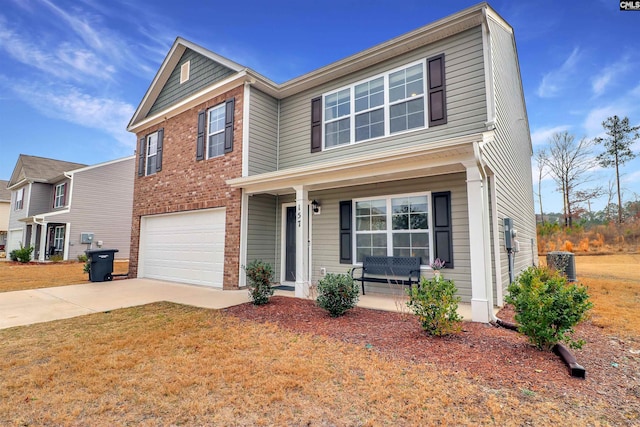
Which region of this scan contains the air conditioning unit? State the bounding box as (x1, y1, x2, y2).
(546, 251, 576, 282)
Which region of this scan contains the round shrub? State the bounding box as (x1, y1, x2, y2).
(406, 276, 462, 336)
(10, 245, 34, 263)
(506, 266, 592, 351)
(243, 260, 274, 305)
(316, 273, 359, 317)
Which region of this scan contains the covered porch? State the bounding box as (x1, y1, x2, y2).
(19, 215, 70, 261)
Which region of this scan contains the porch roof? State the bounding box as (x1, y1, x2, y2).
(227, 134, 481, 195)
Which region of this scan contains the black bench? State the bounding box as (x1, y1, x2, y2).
(350, 256, 422, 295)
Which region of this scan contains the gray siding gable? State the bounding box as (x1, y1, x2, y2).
(148, 49, 236, 117)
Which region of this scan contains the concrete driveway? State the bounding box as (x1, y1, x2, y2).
(0, 278, 252, 330)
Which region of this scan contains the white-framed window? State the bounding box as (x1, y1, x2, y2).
(54, 226, 65, 251)
(145, 132, 158, 176)
(323, 60, 426, 149)
(354, 192, 431, 264)
(54, 183, 66, 208)
(207, 103, 226, 159)
(14, 188, 24, 210)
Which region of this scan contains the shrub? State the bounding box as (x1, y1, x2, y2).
(50, 254, 64, 263)
(316, 273, 359, 317)
(10, 245, 34, 263)
(243, 260, 274, 305)
(77, 254, 88, 263)
(406, 276, 462, 336)
(505, 266, 592, 351)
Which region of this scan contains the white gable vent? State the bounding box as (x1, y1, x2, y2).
(180, 60, 190, 84)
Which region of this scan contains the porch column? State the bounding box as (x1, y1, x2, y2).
(465, 164, 491, 322)
(37, 223, 47, 262)
(293, 186, 309, 298)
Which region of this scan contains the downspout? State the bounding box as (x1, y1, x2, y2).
(473, 140, 500, 324)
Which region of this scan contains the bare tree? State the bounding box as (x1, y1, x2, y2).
(543, 131, 597, 227)
(534, 148, 549, 224)
(593, 115, 640, 224)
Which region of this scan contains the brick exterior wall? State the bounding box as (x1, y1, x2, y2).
(129, 85, 244, 289)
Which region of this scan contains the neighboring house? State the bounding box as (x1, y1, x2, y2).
(0, 180, 10, 256)
(127, 3, 538, 322)
(6, 155, 135, 261)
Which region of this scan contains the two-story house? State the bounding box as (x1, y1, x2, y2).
(0, 180, 10, 257)
(6, 155, 134, 261)
(127, 3, 538, 323)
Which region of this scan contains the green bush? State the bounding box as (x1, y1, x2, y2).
(243, 260, 274, 305)
(50, 254, 64, 263)
(10, 245, 34, 263)
(77, 254, 88, 263)
(505, 266, 593, 351)
(407, 276, 462, 336)
(316, 273, 359, 317)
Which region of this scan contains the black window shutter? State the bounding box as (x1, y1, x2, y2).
(196, 110, 206, 160)
(427, 54, 447, 127)
(432, 191, 453, 268)
(339, 200, 352, 264)
(224, 98, 235, 153)
(137, 136, 146, 176)
(156, 128, 164, 172)
(62, 182, 68, 206)
(310, 96, 322, 153)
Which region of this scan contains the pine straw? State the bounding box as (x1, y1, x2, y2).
(0, 261, 129, 293)
(0, 302, 629, 426)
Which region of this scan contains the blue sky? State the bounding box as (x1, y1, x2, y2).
(1, 0, 639, 213)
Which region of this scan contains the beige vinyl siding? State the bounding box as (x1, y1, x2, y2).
(0, 202, 9, 233)
(277, 26, 487, 170)
(149, 49, 236, 117)
(246, 194, 278, 269)
(482, 18, 538, 297)
(52, 158, 135, 260)
(248, 88, 279, 175)
(273, 174, 472, 300)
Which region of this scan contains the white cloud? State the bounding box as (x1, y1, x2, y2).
(537, 47, 581, 98)
(591, 57, 630, 97)
(583, 105, 627, 138)
(10, 81, 135, 148)
(530, 125, 571, 146)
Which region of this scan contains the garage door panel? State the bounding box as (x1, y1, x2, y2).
(140, 209, 226, 287)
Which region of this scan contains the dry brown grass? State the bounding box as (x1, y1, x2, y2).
(0, 303, 618, 426)
(0, 260, 129, 293)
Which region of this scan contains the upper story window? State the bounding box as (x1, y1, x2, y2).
(14, 188, 24, 211)
(146, 132, 158, 175)
(54, 183, 66, 208)
(137, 129, 163, 177)
(207, 103, 226, 158)
(323, 61, 426, 150)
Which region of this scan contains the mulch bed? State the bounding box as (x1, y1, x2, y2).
(224, 296, 640, 416)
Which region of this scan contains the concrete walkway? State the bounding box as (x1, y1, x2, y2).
(0, 278, 476, 330)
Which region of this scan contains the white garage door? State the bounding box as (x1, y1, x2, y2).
(139, 209, 226, 287)
(7, 230, 23, 254)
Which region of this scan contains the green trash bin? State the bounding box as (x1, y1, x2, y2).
(85, 249, 119, 282)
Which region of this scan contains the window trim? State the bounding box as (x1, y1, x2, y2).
(145, 131, 158, 176)
(53, 226, 65, 251)
(322, 59, 427, 151)
(206, 103, 226, 159)
(352, 191, 434, 267)
(54, 183, 66, 208)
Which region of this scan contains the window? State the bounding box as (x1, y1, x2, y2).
(145, 132, 158, 176)
(54, 226, 64, 251)
(180, 60, 190, 84)
(14, 188, 24, 210)
(54, 183, 66, 208)
(207, 103, 226, 158)
(323, 61, 426, 149)
(354, 193, 430, 264)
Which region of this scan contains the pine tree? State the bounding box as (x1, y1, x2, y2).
(594, 116, 640, 224)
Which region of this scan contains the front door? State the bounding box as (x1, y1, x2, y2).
(285, 206, 296, 282)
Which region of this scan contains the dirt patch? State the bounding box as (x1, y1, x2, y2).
(224, 296, 640, 422)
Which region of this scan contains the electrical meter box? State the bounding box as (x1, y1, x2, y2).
(503, 218, 514, 251)
(80, 233, 94, 244)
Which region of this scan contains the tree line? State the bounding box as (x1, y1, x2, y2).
(535, 115, 639, 227)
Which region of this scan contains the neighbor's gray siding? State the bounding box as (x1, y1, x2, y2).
(248, 88, 279, 175)
(277, 26, 487, 170)
(246, 194, 278, 270)
(273, 174, 473, 300)
(482, 18, 538, 296)
(27, 183, 54, 216)
(148, 49, 236, 117)
(7, 185, 29, 233)
(52, 158, 135, 260)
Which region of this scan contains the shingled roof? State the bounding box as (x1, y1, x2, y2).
(0, 180, 10, 202)
(8, 155, 87, 188)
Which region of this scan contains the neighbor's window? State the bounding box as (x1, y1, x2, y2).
(14, 188, 24, 210)
(354, 193, 430, 263)
(207, 103, 226, 158)
(54, 183, 66, 208)
(323, 60, 426, 149)
(145, 132, 158, 176)
(54, 226, 64, 251)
